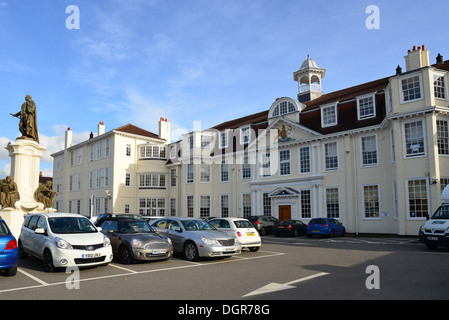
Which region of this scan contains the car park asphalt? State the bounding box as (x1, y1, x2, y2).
(1, 234, 448, 303)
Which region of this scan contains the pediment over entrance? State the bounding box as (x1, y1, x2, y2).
(268, 187, 299, 198)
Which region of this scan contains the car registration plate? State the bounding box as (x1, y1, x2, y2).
(82, 253, 101, 259)
(312, 230, 320, 233)
(224, 247, 235, 252)
(151, 249, 166, 254)
(427, 236, 438, 241)
(246, 233, 255, 236)
(278, 226, 284, 229)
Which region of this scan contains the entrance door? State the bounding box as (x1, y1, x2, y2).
(279, 205, 291, 221)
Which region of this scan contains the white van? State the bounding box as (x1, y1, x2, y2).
(419, 186, 449, 249)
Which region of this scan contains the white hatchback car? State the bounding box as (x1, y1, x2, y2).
(19, 213, 113, 272)
(209, 218, 261, 252)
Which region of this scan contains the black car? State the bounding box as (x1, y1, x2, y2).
(247, 216, 279, 236)
(274, 220, 307, 237)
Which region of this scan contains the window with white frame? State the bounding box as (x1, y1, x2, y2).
(272, 100, 297, 117)
(221, 195, 229, 217)
(126, 144, 131, 157)
(200, 162, 211, 182)
(140, 145, 166, 159)
(200, 195, 211, 218)
(105, 139, 110, 157)
(363, 185, 380, 218)
(96, 169, 102, 188)
(387, 86, 393, 113)
(242, 156, 251, 179)
(186, 162, 194, 183)
(361, 135, 378, 166)
(324, 141, 338, 171)
(326, 188, 340, 218)
(186, 195, 194, 217)
(170, 168, 177, 187)
(300, 189, 311, 219)
(321, 104, 337, 127)
(139, 198, 165, 216)
(357, 94, 376, 120)
(261, 152, 271, 177)
(170, 199, 176, 216)
(170, 145, 177, 159)
(104, 168, 109, 187)
(139, 173, 166, 188)
(201, 135, 211, 149)
(220, 131, 228, 148)
(279, 150, 291, 176)
(404, 120, 425, 157)
(407, 179, 428, 218)
(401, 75, 422, 102)
(299, 146, 310, 173)
(242, 193, 252, 217)
(90, 144, 94, 161)
(78, 148, 83, 165)
(97, 141, 102, 160)
(262, 193, 271, 215)
(220, 159, 229, 182)
(189, 134, 194, 150)
(241, 126, 250, 144)
(437, 120, 449, 155)
(125, 173, 131, 186)
(434, 74, 446, 99)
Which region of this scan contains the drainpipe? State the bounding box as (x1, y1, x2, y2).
(351, 133, 359, 235)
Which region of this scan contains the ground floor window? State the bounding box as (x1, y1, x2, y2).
(407, 179, 428, 218)
(325, 188, 339, 218)
(200, 195, 211, 218)
(139, 198, 166, 216)
(363, 185, 380, 218)
(263, 193, 271, 215)
(300, 190, 311, 219)
(242, 193, 252, 217)
(221, 195, 229, 217)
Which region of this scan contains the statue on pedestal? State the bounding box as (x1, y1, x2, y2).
(0, 176, 20, 209)
(34, 181, 57, 209)
(10, 95, 39, 143)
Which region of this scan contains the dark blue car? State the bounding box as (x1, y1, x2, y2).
(307, 218, 345, 237)
(0, 217, 18, 276)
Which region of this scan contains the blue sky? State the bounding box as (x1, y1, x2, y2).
(1, 0, 449, 177)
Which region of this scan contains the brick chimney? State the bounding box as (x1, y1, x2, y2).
(404, 45, 430, 71)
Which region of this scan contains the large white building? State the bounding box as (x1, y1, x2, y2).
(53, 45, 449, 235)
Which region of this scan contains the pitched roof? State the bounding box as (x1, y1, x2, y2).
(114, 123, 163, 140)
(210, 110, 269, 131)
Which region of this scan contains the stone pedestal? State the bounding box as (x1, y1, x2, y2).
(0, 139, 49, 238)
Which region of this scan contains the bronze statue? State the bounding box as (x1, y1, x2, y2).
(0, 176, 20, 209)
(34, 181, 57, 209)
(11, 95, 39, 143)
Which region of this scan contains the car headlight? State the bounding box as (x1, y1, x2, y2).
(103, 235, 111, 247)
(131, 239, 143, 247)
(166, 237, 172, 245)
(55, 237, 73, 250)
(201, 237, 218, 245)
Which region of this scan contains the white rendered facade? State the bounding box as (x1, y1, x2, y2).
(53, 46, 449, 235)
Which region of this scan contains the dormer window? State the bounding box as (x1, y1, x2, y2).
(269, 98, 301, 119)
(321, 103, 337, 127)
(401, 75, 422, 103)
(434, 73, 447, 99)
(357, 94, 376, 120)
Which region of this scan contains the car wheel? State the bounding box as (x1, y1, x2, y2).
(184, 241, 199, 261)
(43, 250, 55, 272)
(4, 265, 17, 277)
(18, 241, 27, 259)
(328, 230, 334, 238)
(119, 245, 134, 264)
(293, 229, 299, 237)
(249, 247, 260, 252)
(259, 228, 266, 236)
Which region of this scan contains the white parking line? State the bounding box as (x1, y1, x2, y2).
(18, 268, 49, 286)
(0, 250, 285, 295)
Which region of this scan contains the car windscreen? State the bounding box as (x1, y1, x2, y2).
(0, 221, 11, 236)
(309, 219, 328, 224)
(49, 217, 98, 234)
(118, 220, 154, 233)
(431, 206, 449, 219)
(181, 219, 215, 231)
(233, 220, 253, 228)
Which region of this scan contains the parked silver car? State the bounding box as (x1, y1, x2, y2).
(151, 217, 242, 261)
(96, 217, 173, 264)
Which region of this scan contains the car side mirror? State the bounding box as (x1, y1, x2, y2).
(35, 228, 46, 235)
(174, 227, 182, 233)
(107, 229, 116, 235)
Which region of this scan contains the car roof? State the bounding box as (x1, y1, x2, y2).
(28, 212, 88, 219)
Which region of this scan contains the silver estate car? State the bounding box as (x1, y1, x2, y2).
(151, 217, 242, 261)
(97, 217, 173, 264)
